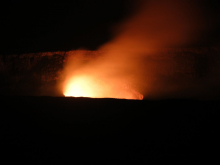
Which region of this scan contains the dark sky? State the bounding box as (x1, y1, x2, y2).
(0, 0, 131, 54)
(0, 0, 220, 55)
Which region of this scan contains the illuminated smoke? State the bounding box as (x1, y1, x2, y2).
(61, 0, 215, 99)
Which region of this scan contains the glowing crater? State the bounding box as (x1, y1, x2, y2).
(63, 75, 143, 100)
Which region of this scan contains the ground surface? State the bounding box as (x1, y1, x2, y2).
(1, 96, 219, 164)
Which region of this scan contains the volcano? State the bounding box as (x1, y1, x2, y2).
(1, 47, 220, 99)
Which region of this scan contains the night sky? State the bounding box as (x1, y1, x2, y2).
(0, 0, 220, 55)
(0, 0, 131, 54)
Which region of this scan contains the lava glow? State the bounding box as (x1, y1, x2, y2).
(63, 74, 143, 100)
(64, 75, 95, 97)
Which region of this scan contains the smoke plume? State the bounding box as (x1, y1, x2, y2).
(61, 0, 219, 99)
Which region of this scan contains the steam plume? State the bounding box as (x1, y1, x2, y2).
(62, 0, 218, 99)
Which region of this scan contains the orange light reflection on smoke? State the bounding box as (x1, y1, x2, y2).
(63, 74, 143, 100)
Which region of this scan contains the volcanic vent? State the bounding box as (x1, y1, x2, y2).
(1, 47, 220, 99)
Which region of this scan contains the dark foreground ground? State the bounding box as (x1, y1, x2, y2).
(1, 96, 220, 164)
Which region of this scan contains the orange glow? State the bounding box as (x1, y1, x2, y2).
(60, 0, 206, 100)
(63, 74, 143, 100)
(64, 75, 95, 97)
